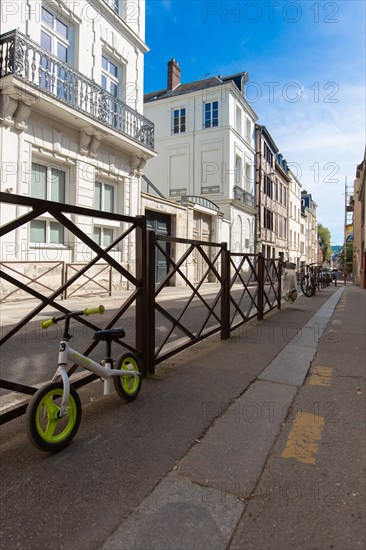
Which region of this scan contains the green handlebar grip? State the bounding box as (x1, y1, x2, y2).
(84, 305, 105, 316)
(40, 318, 55, 329)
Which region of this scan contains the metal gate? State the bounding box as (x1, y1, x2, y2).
(0, 192, 282, 424)
(0, 192, 150, 423)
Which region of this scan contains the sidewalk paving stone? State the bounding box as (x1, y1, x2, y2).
(102, 474, 244, 550)
(176, 380, 298, 497)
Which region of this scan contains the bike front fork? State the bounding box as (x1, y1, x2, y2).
(52, 366, 71, 417)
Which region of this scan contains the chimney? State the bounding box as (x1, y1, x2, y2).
(167, 58, 181, 90)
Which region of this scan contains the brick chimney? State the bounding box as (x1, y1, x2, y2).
(167, 58, 181, 90)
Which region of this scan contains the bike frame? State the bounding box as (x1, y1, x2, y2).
(53, 338, 139, 416)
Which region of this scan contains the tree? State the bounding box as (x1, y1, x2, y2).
(317, 224, 332, 263)
(339, 243, 354, 273)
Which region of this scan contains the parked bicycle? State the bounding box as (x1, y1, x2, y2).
(26, 306, 142, 452)
(300, 264, 317, 297)
(282, 262, 298, 303)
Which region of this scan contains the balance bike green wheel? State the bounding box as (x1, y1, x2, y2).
(26, 382, 82, 452)
(113, 352, 142, 401)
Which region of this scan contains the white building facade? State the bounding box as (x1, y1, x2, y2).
(301, 191, 318, 266)
(288, 170, 302, 267)
(0, 0, 155, 267)
(144, 60, 258, 255)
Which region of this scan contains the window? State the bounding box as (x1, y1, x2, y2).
(264, 175, 273, 198)
(236, 106, 242, 134)
(101, 53, 122, 127)
(101, 54, 119, 98)
(204, 101, 218, 128)
(104, 0, 119, 13)
(94, 181, 115, 212)
(29, 162, 66, 244)
(30, 162, 65, 202)
(40, 6, 73, 97)
(264, 143, 273, 167)
(93, 182, 116, 248)
(173, 108, 186, 134)
(263, 207, 274, 231)
(246, 119, 251, 142)
(93, 227, 114, 247)
(235, 155, 243, 186)
(30, 220, 64, 245)
(245, 163, 252, 192)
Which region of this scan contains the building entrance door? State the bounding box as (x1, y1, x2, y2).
(146, 210, 171, 284)
(193, 212, 212, 283)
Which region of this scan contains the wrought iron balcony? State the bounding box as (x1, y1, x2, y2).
(0, 30, 154, 151)
(180, 195, 220, 212)
(233, 185, 255, 209)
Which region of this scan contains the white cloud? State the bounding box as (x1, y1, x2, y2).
(249, 82, 365, 243)
(160, 0, 172, 11)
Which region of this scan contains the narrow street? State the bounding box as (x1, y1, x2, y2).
(0, 286, 364, 550)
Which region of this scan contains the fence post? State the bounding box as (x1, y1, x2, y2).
(278, 252, 284, 310)
(146, 229, 156, 374)
(221, 243, 230, 340)
(61, 261, 65, 300)
(257, 252, 264, 321)
(135, 217, 155, 376)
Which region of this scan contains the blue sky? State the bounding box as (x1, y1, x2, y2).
(144, 0, 365, 245)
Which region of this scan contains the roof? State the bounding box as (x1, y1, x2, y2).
(144, 72, 248, 103)
(255, 125, 279, 153)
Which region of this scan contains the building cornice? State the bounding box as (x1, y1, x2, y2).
(229, 127, 255, 154)
(289, 169, 302, 187)
(255, 124, 279, 153)
(275, 161, 291, 182)
(145, 79, 259, 122)
(228, 81, 258, 122)
(94, 0, 149, 53)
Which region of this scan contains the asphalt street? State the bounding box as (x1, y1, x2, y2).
(0, 284, 364, 550)
(0, 287, 259, 390)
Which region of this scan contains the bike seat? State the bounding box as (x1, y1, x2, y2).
(93, 328, 126, 341)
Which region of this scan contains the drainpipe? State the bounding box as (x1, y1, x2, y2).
(255, 126, 262, 255)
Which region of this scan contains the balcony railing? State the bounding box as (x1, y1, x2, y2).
(233, 185, 255, 209)
(0, 30, 154, 151)
(180, 195, 220, 212)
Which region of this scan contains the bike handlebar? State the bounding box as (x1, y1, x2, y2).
(40, 318, 56, 329)
(84, 305, 105, 316)
(40, 305, 105, 329)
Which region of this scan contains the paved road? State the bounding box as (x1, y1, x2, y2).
(0, 289, 258, 391)
(2, 287, 361, 550)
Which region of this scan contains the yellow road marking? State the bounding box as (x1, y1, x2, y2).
(308, 366, 333, 386)
(281, 412, 325, 464)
